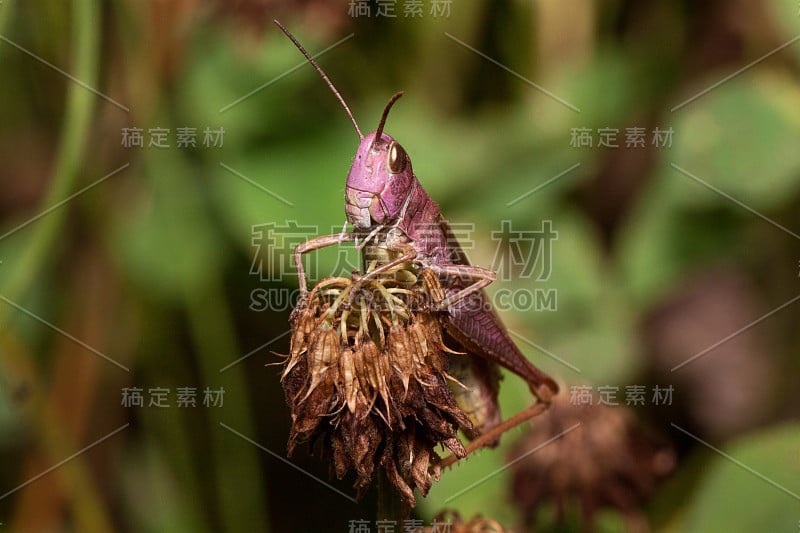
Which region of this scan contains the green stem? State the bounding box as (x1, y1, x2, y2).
(0, 0, 14, 35)
(0, 1, 103, 526)
(0, 0, 98, 326)
(185, 280, 270, 533)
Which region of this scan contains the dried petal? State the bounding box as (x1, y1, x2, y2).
(387, 324, 414, 393)
(301, 326, 338, 401)
(339, 348, 358, 414)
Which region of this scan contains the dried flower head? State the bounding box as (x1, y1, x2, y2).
(509, 391, 675, 531)
(282, 266, 478, 506)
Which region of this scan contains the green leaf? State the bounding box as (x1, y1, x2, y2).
(771, 0, 800, 46)
(684, 423, 800, 531)
(668, 72, 800, 209)
(618, 72, 800, 308)
(110, 152, 224, 301)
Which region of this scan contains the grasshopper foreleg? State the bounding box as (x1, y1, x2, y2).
(294, 232, 357, 295)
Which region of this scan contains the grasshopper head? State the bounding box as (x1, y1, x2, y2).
(345, 93, 414, 230)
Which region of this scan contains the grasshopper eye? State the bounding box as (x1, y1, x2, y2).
(387, 141, 407, 174)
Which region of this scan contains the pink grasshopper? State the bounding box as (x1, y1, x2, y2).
(276, 21, 558, 409)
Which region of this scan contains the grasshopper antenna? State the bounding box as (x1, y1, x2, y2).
(372, 91, 403, 150)
(274, 20, 363, 140)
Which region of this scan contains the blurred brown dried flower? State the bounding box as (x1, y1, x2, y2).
(425, 510, 513, 533)
(281, 267, 478, 506)
(509, 392, 675, 532)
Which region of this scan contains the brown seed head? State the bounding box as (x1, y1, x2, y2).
(282, 266, 478, 506)
(509, 391, 675, 529)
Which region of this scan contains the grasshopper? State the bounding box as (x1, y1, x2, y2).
(275, 21, 558, 409)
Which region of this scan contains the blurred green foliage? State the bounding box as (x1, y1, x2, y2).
(1, 1, 799, 532)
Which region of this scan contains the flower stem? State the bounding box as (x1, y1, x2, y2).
(377, 471, 410, 522)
